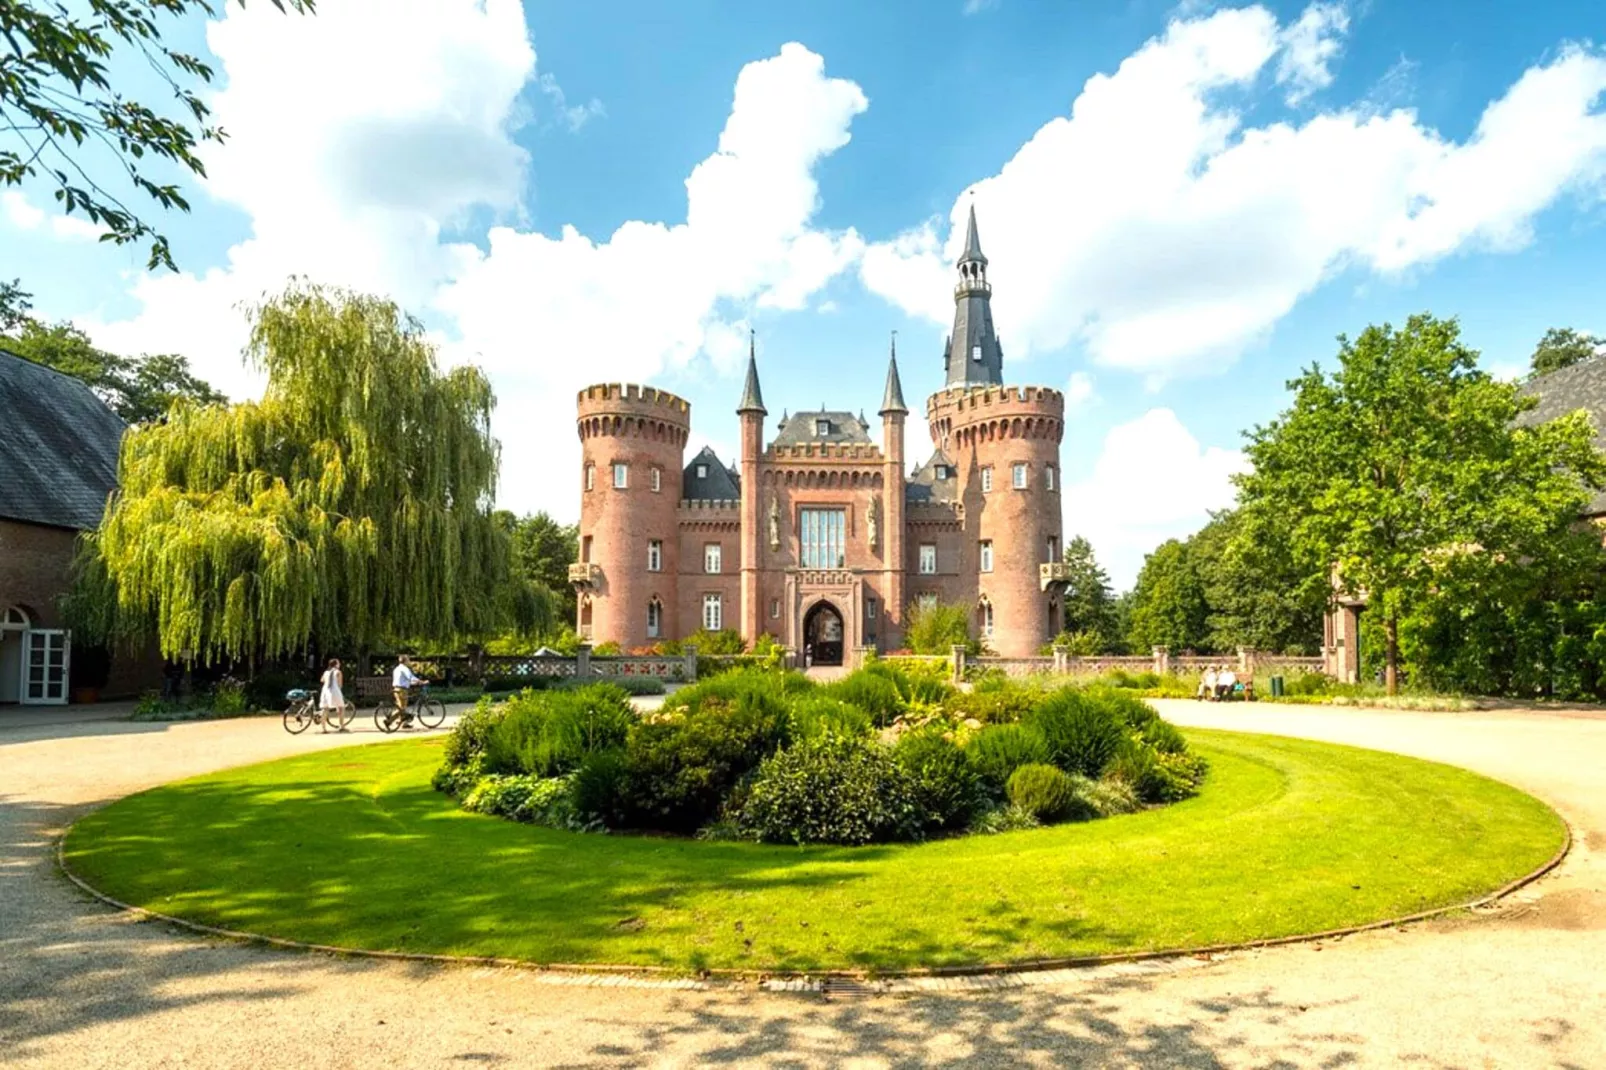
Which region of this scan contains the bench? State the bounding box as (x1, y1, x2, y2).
(351, 676, 396, 705)
(1195, 677, 1256, 702)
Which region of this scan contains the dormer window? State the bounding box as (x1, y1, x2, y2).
(816, 419, 830, 437)
(696, 463, 708, 478)
(972, 344, 982, 362)
(935, 464, 949, 480)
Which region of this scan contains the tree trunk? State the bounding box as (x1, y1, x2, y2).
(1384, 614, 1400, 696)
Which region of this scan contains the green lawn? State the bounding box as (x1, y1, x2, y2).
(62, 729, 1564, 972)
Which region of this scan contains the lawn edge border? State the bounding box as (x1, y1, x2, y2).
(54, 812, 1572, 988)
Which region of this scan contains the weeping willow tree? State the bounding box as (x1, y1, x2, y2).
(73, 282, 555, 663)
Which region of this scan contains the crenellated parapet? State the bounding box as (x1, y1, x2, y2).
(926, 384, 1065, 451)
(577, 382, 692, 446)
(766, 441, 886, 462)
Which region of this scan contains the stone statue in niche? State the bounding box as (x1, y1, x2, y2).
(767, 494, 781, 551)
(867, 494, 881, 551)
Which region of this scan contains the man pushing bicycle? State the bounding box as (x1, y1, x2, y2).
(390, 655, 430, 728)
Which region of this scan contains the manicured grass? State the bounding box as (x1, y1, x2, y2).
(63, 730, 1564, 972)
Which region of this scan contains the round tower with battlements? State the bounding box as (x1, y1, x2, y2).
(575, 383, 690, 648)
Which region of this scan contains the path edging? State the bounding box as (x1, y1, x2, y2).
(54, 816, 1572, 991)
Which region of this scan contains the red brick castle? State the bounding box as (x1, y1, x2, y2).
(570, 208, 1069, 661)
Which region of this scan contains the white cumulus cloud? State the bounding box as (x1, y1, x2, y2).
(1064, 408, 1247, 589)
(860, 5, 1606, 383)
(1276, 2, 1350, 105)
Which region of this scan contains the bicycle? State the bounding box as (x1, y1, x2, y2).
(374, 683, 446, 733)
(283, 688, 356, 734)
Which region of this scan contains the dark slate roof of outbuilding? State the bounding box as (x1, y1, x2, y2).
(772, 409, 873, 448)
(905, 448, 958, 504)
(682, 446, 741, 500)
(1519, 357, 1606, 515)
(0, 348, 125, 531)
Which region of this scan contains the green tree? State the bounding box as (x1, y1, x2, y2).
(904, 599, 976, 655)
(1, 301, 224, 422)
(2, 0, 314, 270)
(1058, 535, 1118, 649)
(1126, 539, 1210, 653)
(1190, 509, 1324, 654)
(1529, 327, 1602, 377)
(1238, 313, 1605, 693)
(73, 281, 550, 662)
(500, 510, 578, 621)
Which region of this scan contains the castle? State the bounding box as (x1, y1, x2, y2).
(570, 208, 1070, 661)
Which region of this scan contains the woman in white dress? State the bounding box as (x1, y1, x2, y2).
(319, 658, 347, 732)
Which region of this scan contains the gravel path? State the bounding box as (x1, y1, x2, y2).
(1, 701, 1602, 1068)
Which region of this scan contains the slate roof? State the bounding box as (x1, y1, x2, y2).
(1519, 357, 1606, 515)
(682, 445, 741, 500)
(0, 348, 125, 531)
(772, 409, 873, 448)
(905, 449, 959, 504)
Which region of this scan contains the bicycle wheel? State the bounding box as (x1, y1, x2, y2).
(374, 703, 400, 733)
(415, 697, 446, 729)
(328, 701, 356, 731)
(283, 701, 313, 734)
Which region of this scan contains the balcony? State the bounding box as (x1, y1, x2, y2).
(1040, 561, 1073, 591)
(568, 562, 602, 587)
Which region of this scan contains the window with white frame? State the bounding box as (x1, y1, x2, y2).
(704, 543, 722, 574)
(816, 418, 830, 437)
(770, 598, 781, 620)
(651, 467, 662, 492)
(799, 507, 847, 568)
(585, 464, 595, 491)
(981, 466, 993, 493)
(935, 464, 949, 480)
(980, 599, 994, 637)
(1012, 462, 1027, 489)
(647, 599, 662, 638)
(1046, 465, 1056, 491)
(918, 543, 937, 575)
(980, 540, 994, 573)
(647, 539, 662, 572)
(866, 597, 878, 621)
(612, 462, 628, 489)
(702, 593, 723, 631)
(1047, 535, 1060, 563)
(696, 463, 708, 479)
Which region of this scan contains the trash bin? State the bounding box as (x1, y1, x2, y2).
(1270, 675, 1285, 698)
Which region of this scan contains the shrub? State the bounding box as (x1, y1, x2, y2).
(483, 684, 635, 777)
(441, 696, 508, 769)
(1107, 741, 1209, 803)
(460, 774, 583, 828)
(904, 599, 978, 655)
(894, 727, 981, 832)
(561, 675, 665, 696)
(967, 804, 1042, 835)
(1088, 687, 1160, 730)
(965, 723, 1051, 795)
(738, 733, 921, 845)
(245, 669, 304, 711)
(821, 669, 905, 727)
(210, 676, 248, 715)
(1076, 775, 1141, 817)
(570, 749, 631, 826)
(1026, 688, 1126, 778)
(1140, 718, 1188, 755)
(789, 694, 874, 740)
(619, 690, 792, 832)
(665, 668, 810, 714)
(946, 686, 1038, 725)
(1006, 763, 1095, 823)
(862, 659, 913, 702)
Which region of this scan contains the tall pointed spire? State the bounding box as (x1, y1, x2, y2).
(737, 329, 766, 415)
(880, 330, 908, 415)
(945, 203, 1003, 388)
(960, 202, 987, 266)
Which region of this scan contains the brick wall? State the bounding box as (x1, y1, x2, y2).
(0, 517, 75, 627)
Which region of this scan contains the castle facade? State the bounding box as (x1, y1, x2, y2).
(570, 208, 1070, 661)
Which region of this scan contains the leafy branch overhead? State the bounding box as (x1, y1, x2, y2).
(0, 0, 314, 270)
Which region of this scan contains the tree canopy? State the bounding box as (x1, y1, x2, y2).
(2, 0, 313, 270)
(1125, 539, 1209, 654)
(1529, 327, 1602, 377)
(1, 280, 223, 421)
(1056, 535, 1119, 650)
(1237, 313, 1605, 693)
(73, 282, 552, 662)
(498, 510, 578, 621)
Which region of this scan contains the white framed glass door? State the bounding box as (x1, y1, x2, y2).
(22, 629, 70, 705)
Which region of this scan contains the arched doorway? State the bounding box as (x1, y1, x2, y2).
(0, 605, 30, 703)
(803, 601, 845, 667)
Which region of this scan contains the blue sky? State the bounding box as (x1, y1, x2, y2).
(4, 0, 1604, 586)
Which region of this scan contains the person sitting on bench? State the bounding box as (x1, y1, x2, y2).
(1198, 666, 1217, 700)
(1215, 666, 1236, 700)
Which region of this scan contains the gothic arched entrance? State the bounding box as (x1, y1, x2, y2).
(803, 601, 845, 667)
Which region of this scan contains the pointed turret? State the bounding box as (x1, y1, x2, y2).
(880, 333, 908, 415)
(960, 203, 987, 267)
(736, 331, 766, 415)
(944, 203, 1003, 388)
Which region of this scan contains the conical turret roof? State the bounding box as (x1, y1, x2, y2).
(737, 332, 766, 415)
(880, 336, 908, 415)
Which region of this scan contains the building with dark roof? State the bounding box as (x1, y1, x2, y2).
(1519, 356, 1606, 516)
(0, 349, 128, 703)
(571, 211, 1070, 660)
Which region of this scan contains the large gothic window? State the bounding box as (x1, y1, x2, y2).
(799, 508, 846, 569)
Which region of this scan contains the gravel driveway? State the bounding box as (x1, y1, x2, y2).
(1, 701, 1601, 1068)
